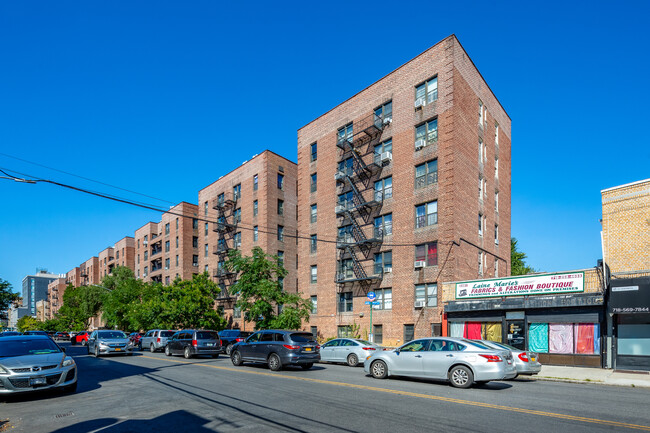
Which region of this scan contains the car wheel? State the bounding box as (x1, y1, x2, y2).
(268, 353, 282, 371)
(370, 360, 388, 379)
(225, 344, 234, 356)
(301, 363, 313, 370)
(81, 339, 87, 346)
(62, 381, 77, 393)
(449, 365, 474, 389)
(347, 354, 359, 367)
(94, 346, 100, 358)
(165, 345, 172, 356)
(184, 347, 193, 359)
(150, 344, 156, 353)
(231, 350, 243, 366)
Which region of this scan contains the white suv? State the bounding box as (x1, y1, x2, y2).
(141, 329, 175, 353)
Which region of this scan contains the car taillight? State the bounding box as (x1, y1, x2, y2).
(236, 338, 244, 342)
(518, 352, 530, 362)
(283, 344, 300, 350)
(479, 354, 503, 362)
(220, 340, 223, 346)
(362, 347, 376, 350)
(157, 337, 161, 343)
(316, 345, 320, 350)
(192, 339, 198, 347)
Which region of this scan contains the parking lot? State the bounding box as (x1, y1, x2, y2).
(3, 343, 650, 432)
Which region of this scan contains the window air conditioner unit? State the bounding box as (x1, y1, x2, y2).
(380, 152, 392, 164)
(384, 267, 392, 273)
(143, 241, 148, 246)
(164, 266, 169, 270)
(414, 300, 425, 308)
(335, 171, 345, 181)
(335, 204, 345, 214)
(383, 117, 392, 125)
(192, 263, 199, 267)
(415, 139, 426, 150)
(414, 260, 426, 269)
(414, 98, 426, 108)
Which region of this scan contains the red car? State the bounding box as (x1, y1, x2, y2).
(128, 332, 144, 350)
(71, 331, 90, 346)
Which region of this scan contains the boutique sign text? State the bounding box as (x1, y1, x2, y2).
(455, 272, 585, 300)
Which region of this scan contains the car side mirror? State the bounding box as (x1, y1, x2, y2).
(394, 348, 400, 355)
(61, 347, 66, 353)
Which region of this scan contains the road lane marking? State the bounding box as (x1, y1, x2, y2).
(139, 355, 650, 431)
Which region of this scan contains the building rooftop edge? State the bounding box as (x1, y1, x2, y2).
(601, 178, 650, 194)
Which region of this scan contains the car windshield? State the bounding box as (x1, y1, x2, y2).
(97, 331, 127, 339)
(160, 331, 174, 337)
(354, 340, 373, 346)
(195, 331, 218, 340)
(289, 333, 316, 343)
(0, 338, 62, 357)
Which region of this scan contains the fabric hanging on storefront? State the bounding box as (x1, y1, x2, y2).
(593, 324, 600, 353)
(449, 322, 464, 338)
(484, 322, 502, 342)
(529, 323, 549, 353)
(549, 323, 573, 354)
(463, 322, 482, 339)
(574, 323, 594, 354)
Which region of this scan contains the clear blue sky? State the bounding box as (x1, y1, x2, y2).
(1, 1, 649, 294)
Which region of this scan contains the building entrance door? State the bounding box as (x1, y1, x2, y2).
(507, 320, 525, 350)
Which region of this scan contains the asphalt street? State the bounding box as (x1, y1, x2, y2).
(2, 343, 650, 432)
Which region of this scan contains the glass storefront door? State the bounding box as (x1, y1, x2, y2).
(507, 320, 525, 350)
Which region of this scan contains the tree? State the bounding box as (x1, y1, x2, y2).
(0, 278, 20, 319)
(101, 266, 145, 330)
(16, 315, 41, 332)
(226, 247, 311, 330)
(57, 284, 104, 330)
(511, 238, 536, 276)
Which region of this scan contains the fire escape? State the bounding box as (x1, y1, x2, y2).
(334, 112, 390, 293)
(212, 192, 238, 301)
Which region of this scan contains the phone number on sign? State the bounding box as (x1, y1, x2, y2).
(612, 307, 650, 313)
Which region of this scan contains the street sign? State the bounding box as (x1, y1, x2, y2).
(367, 291, 377, 301)
(365, 301, 381, 305)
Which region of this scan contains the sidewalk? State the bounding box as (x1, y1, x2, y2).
(532, 365, 650, 388)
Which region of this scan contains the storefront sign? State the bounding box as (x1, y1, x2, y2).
(609, 277, 650, 314)
(455, 272, 585, 300)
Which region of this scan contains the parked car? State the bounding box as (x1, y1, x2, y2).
(54, 332, 70, 341)
(87, 330, 133, 357)
(128, 332, 144, 350)
(364, 337, 517, 388)
(141, 329, 176, 353)
(70, 331, 90, 346)
(0, 335, 77, 394)
(0, 331, 21, 338)
(230, 330, 320, 371)
(165, 330, 221, 359)
(219, 330, 252, 356)
(320, 338, 382, 367)
(474, 340, 542, 377)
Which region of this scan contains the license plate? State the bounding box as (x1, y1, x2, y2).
(304, 347, 312, 352)
(30, 377, 47, 386)
(531, 357, 536, 362)
(115, 348, 121, 351)
(206, 343, 214, 347)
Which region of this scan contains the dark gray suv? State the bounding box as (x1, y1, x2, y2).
(164, 330, 221, 359)
(230, 330, 320, 371)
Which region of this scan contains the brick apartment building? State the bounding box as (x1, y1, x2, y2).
(198, 150, 298, 328)
(98, 237, 135, 278)
(297, 35, 511, 345)
(81, 256, 100, 286)
(134, 202, 200, 285)
(47, 277, 67, 318)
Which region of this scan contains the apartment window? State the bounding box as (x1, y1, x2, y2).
(374, 100, 392, 127)
(478, 100, 484, 127)
(311, 265, 317, 284)
(176, 255, 179, 267)
(404, 325, 415, 343)
(253, 174, 258, 191)
(479, 137, 484, 163)
(374, 251, 392, 275)
(234, 232, 241, 248)
(204, 265, 208, 273)
(495, 123, 499, 146)
(116, 250, 119, 259)
(277, 225, 284, 242)
(144, 266, 148, 277)
(415, 118, 438, 149)
(205, 223, 209, 236)
(310, 204, 317, 223)
(478, 251, 485, 276)
(165, 241, 170, 253)
(338, 292, 353, 313)
(310, 296, 317, 314)
(495, 224, 499, 245)
(337, 123, 353, 146)
(233, 306, 242, 318)
(373, 325, 383, 344)
(175, 236, 178, 248)
(144, 235, 148, 243)
(217, 193, 225, 206)
(277, 251, 284, 264)
(253, 226, 258, 242)
(233, 184, 241, 201)
(137, 239, 140, 248)
(176, 218, 179, 230)
(374, 176, 392, 201)
(192, 255, 199, 266)
(415, 160, 438, 189)
(144, 251, 148, 260)
(415, 201, 438, 228)
(277, 173, 284, 190)
(217, 238, 226, 253)
(415, 242, 438, 266)
(204, 201, 208, 216)
(310, 142, 317, 162)
(234, 208, 241, 223)
(415, 283, 437, 307)
(374, 139, 393, 164)
(495, 191, 499, 212)
(137, 269, 140, 278)
(339, 258, 354, 280)
(374, 213, 392, 237)
(479, 176, 484, 201)
(495, 157, 499, 178)
(432, 323, 442, 337)
(278, 199, 284, 216)
(253, 200, 258, 217)
(338, 326, 354, 338)
(338, 191, 354, 211)
(372, 288, 392, 311)
(165, 258, 170, 270)
(415, 76, 438, 105)
(192, 218, 198, 229)
(192, 236, 198, 248)
(137, 254, 140, 265)
(479, 213, 484, 237)
(310, 173, 317, 193)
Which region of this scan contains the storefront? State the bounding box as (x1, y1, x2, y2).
(444, 270, 605, 367)
(609, 276, 650, 371)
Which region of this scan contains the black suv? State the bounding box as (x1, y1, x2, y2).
(165, 330, 221, 359)
(219, 330, 252, 355)
(230, 330, 320, 371)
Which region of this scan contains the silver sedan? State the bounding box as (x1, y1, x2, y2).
(474, 340, 542, 377)
(87, 330, 133, 357)
(320, 338, 383, 367)
(364, 337, 517, 388)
